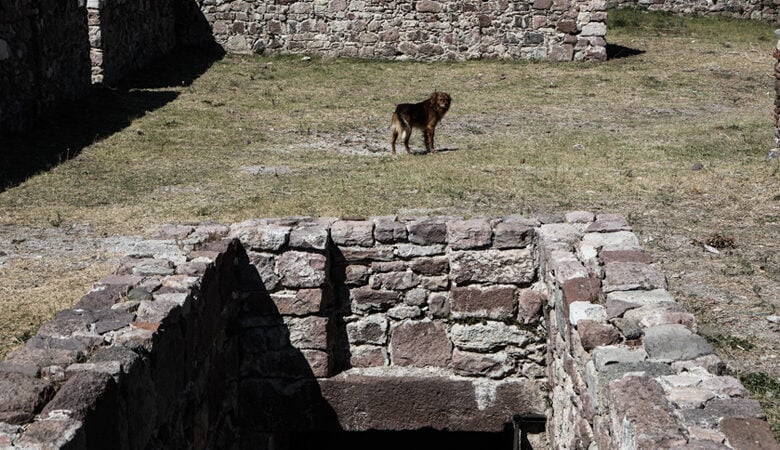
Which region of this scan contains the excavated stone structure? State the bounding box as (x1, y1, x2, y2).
(0, 213, 776, 449)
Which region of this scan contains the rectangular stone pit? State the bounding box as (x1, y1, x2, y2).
(0, 213, 777, 450)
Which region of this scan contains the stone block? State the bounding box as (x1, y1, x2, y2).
(231, 224, 290, 251)
(331, 220, 375, 247)
(350, 345, 388, 367)
(347, 315, 388, 345)
(569, 302, 606, 325)
(720, 418, 780, 450)
(289, 224, 329, 250)
(585, 214, 631, 232)
(517, 288, 543, 324)
(452, 349, 510, 378)
(394, 243, 446, 258)
(679, 398, 767, 429)
(599, 249, 652, 265)
(335, 246, 396, 263)
(450, 249, 534, 285)
(390, 320, 452, 367)
(643, 324, 713, 362)
(450, 285, 515, 320)
(270, 289, 329, 316)
(606, 289, 674, 306)
(370, 270, 420, 290)
(416, 0, 442, 12)
(577, 320, 621, 351)
(428, 292, 450, 318)
(301, 349, 331, 377)
(602, 262, 667, 293)
(407, 218, 448, 245)
(0, 372, 54, 424)
(373, 217, 407, 243)
(318, 375, 543, 432)
(493, 220, 534, 249)
(446, 219, 492, 249)
(344, 264, 370, 286)
(537, 223, 581, 249)
(351, 286, 400, 312)
(450, 322, 529, 352)
(276, 251, 327, 288)
(284, 316, 330, 350)
(75, 283, 130, 310)
(387, 305, 422, 320)
(14, 416, 85, 449)
(410, 256, 449, 275)
(607, 376, 687, 448)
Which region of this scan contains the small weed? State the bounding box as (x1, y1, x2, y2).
(703, 331, 755, 351)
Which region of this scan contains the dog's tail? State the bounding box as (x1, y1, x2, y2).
(390, 111, 410, 139)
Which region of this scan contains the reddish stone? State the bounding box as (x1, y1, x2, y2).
(318, 375, 542, 431)
(370, 271, 419, 290)
(131, 322, 160, 332)
(493, 221, 534, 249)
(607, 376, 687, 448)
(556, 19, 577, 33)
(390, 320, 452, 368)
(410, 256, 449, 275)
(0, 372, 54, 424)
(533, 0, 552, 8)
(599, 250, 653, 265)
(517, 289, 543, 323)
(407, 218, 448, 245)
(451, 285, 515, 320)
(270, 289, 329, 316)
(75, 284, 130, 310)
(371, 261, 406, 273)
(720, 418, 780, 450)
(577, 320, 621, 351)
(351, 286, 400, 312)
(350, 345, 387, 368)
(562, 275, 601, 305)
(301, 349, 331, 377)
(452, 349, 508, 378)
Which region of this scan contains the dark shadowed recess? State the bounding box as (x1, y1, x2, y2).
(0, 44, 224, 193)
(287, 428, 515, 450)
(607, 43, 645, 60)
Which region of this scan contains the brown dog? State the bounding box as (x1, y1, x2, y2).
(390, 92, 451, 156)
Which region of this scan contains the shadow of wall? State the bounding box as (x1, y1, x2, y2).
(0, 1, 224, 192)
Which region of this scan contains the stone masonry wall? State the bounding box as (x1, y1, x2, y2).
(87, 0, 178, 85)
(0, 214, 777, 448)
(607, 0, 777, 21)
(198, 0, 609, 61)
(541, 211, 777, 449)
(0, 0, 91, 135)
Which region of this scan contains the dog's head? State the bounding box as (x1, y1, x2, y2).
(430, 91, 451, 114)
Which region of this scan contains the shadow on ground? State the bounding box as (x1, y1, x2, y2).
(0, 44, 224, 192)
(607, 43, 645, 60)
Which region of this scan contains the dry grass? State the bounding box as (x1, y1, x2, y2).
(0, 8, 778, 435)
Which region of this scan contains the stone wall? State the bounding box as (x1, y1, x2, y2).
(607, 0, 777, 21)
(0, 0, 91, 135)
(541, 212, 776, 448)
(87, 0, 178, 85)
(197, 0, 609, 61)
(1, 213, 777, 449)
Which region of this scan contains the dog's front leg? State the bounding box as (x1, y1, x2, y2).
(425, 126, 436, 153)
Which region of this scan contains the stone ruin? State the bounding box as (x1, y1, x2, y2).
(0, 213, 776, 449)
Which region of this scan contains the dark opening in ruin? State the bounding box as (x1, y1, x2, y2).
(285, 429, 516, 450)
